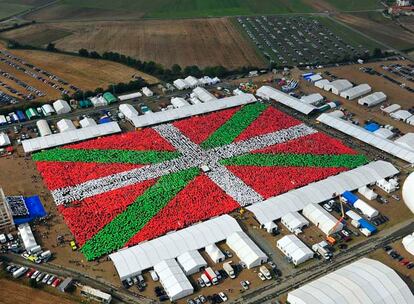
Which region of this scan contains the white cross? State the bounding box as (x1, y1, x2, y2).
(51, 122, 316, 207)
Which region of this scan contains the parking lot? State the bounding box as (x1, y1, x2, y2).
(237, 16, 369, 67)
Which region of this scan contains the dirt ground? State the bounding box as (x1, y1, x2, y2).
(335, 13, 414, 50)
(0, 278, 77, 304)
(0, 41, 158, 101)
(289, 60, 414, 135)
(2, 19, 265, 69)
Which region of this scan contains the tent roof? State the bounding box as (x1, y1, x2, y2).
(277, 235, 313, 262)
(256, 86, 316, 115)
(395, 133, 414, 151)
(154, 259, 193, 301)
(0, 133, 11, 147)
(287, 258, 414, 304)
(302, 203, 342, 235)
(281, 211, 309, 229)
(22, 122, 121, 153)
(247, 161, 398, 226)
(17, 223, 37, 250)
(324, 79, 353, 92)
(402, 234, 414, 256)
(340, 84, 371, 98)
(317, 113, 414, 163)
(382, 104, 401, 114)
(192, 87, 217, 102)
(130, 94, 256, 128)
(358, 92, 386, 106)
(109, 215, 242, 280)
(176, 250, 207, 274)
(226, 231, 267, 267)
(390, 110, 413, 121)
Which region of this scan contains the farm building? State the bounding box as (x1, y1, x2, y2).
(0, 133, 10, 147)
(276, 235, 313, 266)
(205, 244, 225, 263)
(302, 203, 343, 235)
(176, 250, 207, 275)
(300, 93, 324, 105)
(226, 231, 268, 268)
(403, 172, 414, 214)
(153, 259, 193, 301)
(173, 79, 189, 90)
(79, 117, 97, 128)
(103, 92, 118, 104)
(247, 161, 399, 229)
(118, 92, 142, 101)
(0, 188, 14, 233)
(358, 92, 386, 107)
(381, 103, 401, 114)
(53, 99, 71, 114)
(119, 104, 139, 120)
(22, 122, 121, 153)
(340, 84, 371, 100)
(281, 212, 309, 233)
(171, 97, 190, 108)
(395, 133, 414, 151)
(314, 79, 330, 89)
(287, 258, 414, 304)
(390, 109, 413, 122)
(57, 119, 76, 133)
(142, 87, 154, 97)
(256, 86, 316, 115)
(41, 104, 55, 116)
(323, 79, 353, 95)
(317, 113, 414, 164)
(402, 233, 414, 256)
(109, 215, 241, 280)
(36, 120, 52, 137)
(17, 223, 38, 252)
(192, 87, 217, 103)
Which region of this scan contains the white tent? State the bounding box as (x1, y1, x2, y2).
(287, 258, 414, 304)
(353, 199, 379, 219)
(374, 127, 394, 139)
(277, 235, 313, 266)
(205, 244, 225, 263)
(402, 233, 414, 256)
(302, 203, 343, 235)
(300, 93, 323, 105)
(340, 84, 371, 100)
(142, 87, 153, 97)
(79, 117, 97, 128)
(247, 161, 399, 228)
(36, 120, 52, 137)
(0, 115, 6, 125)
(281, 212, 309, 233)
(227, 231, 268, 268)
(154, 259, 193, 301)
(358, 92, 386, 107)
(189, 97, 202, 105)
(192, 87, 217, 103)
(382, 104, 401, 114)
(0, 133, 10, 147)
(171, 97, 190, 108)
(109, 215, 241, 280)
(176, 250, 207, 275)
(118, 92, 142, 101)
(173, 79, 189, 90)
(53, 99, 71, 114)
(308, 74, 322, 83)
(406, 116, 414, 126)
(403, 172, 414, 214)
(323, 79, 353, 95)
(119, 104, 139, 120)
(17, 223, 38, 251)
(90, 96, 107, 107)
(315, 79, 330, 89)
(358, 186, 378, 200)
(317, 113, 414, 164)
(256, 86, 316, 115)
(57, 119, 76, 133)
(184, 76, 199, 88)
(390, 110, 412, 122)
(395, 133, 414, 151)
(41, 104, 55, 116)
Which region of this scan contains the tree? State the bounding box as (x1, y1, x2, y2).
(78, 48, 89, 57)
(46, 43, 57, 52)
(171, 64, 182, 75)
(372, 48, 383, 58)
(29, 279, 38, 288)
(61, 93, 70, 101)
(89, 51, 101, 59)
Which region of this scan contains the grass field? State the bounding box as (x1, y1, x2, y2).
(323, 0, 382, 11)
(1, 25, 72, 47)
(0, 1, 32, 19)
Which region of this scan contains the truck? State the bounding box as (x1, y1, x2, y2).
(204, 267, 218, 285)
(259, 266, 272, 280)
(0, 234, 6, 244)
(200, 274, 211, 287)
(40, 250, 52, 261)
(13, 266, 28, 278)
(312, 242, 332, 260)
(223, 262, 236, 279)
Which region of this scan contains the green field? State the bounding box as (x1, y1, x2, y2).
(58, 0, 315, 18)
(0, 1, 32, 19)
(323, 0, 382, 11)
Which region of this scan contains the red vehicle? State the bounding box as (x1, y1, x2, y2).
(400, 259, 410, 266)
(52, 278, 61, 288)
(26, 268, 36, 278)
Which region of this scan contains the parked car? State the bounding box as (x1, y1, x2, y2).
(258, 273, 266, 281)
(219, 292, 228, 302)
(52, 278, 61, 288)
(240, 281, 249, 290)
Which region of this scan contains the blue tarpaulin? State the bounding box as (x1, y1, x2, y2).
(99, 117, 112, 124)
(13, 196, 47, 225)
(364, 123, 380, 132)
(342, 191, 359, 205)
(358, 218, 377, 233)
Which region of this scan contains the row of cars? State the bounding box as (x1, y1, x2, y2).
(5, 264, 62, 287)
(188, 292, 228, 304)
(384, 246, 414, 269)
